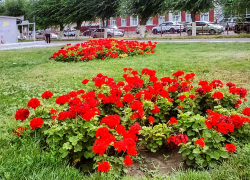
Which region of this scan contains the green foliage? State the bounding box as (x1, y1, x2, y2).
(125, 0, 168, 25)
(139, 123, 173, 152)
(1, 0, 26, 17)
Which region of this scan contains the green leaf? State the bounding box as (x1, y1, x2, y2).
(187, 130, 195, 136)
(210, 151, 220, 160)
(69, 136, 79, 146)
(74, 144, 83, 152)
(63, 142, 72, 150)
(193, 148, 201, 154)
(59, 148, 69, 158)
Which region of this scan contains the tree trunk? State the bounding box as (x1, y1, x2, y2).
(59, 24, 64, 40)
(191, 12, 197, 36)
(75, 21, 82, 39)
(102, 18, 107, 38)
(139, 19, 148, 39)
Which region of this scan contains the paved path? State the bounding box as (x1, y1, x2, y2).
(0, 38, 250, 51)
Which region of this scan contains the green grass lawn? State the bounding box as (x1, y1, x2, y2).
(0, 43, 250, 179)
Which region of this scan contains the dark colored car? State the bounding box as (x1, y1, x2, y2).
(234, 22, 250, 34)
(83, 28, 96, 36)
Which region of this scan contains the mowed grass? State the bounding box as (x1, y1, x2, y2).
(0, 43, 250, 179)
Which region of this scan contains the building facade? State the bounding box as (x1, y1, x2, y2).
(108, 10, 215, 31)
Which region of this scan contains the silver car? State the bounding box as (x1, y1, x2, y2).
(91, 28, 124, 38)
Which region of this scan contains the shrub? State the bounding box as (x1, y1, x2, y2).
(51, 39, 157, 62)
(14, 68, 250, 173)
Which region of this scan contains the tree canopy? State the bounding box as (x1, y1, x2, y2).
(126, 0, 167, 25)
(166, 0, 216, 22)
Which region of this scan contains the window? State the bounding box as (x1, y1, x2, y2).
(158, 16, 165, 24)
(110, 17, 116, 26)
(121, 18, 127, 26)
(172, 12, 181, 22)
(130, 16, 138, 26)
(186, 13, 192, 22)
(200, 13, 209, 21)
(146, 17, 153, 25)
(247, 8, 250, 18)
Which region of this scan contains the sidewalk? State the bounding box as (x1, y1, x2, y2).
(1, 38, 250, 51)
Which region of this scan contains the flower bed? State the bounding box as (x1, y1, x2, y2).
(14, 68, 250, 174)
(52, 39, 157, 62)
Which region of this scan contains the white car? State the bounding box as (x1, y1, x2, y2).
(152, 21, 184, 34)
(51, 33, 58, 39)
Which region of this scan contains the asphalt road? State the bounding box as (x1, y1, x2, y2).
(0, 38, 250, 51)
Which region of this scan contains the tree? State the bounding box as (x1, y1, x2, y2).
(221, 0, 250, 20)
(126, 0, 168, 38)
(0, 2, 6, 15)
(62, 0, 96, 39)
(31, 0, 66, 39)
(92, 0, 121, 38)
(3, 0, 26, 17)
(167, 0, 216, 36)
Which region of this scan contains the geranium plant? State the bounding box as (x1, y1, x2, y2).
(14, 68, 250, 173)
(52, 39, 157, 62)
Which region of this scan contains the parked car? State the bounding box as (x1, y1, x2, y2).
(51, 33, 58, 39)
(63, 29, 76, 37)
(83, 28, 96, 36)
(234, 22, 250, 34)
(91, 28, 124, 38)
(186, 21, 224, 36)
(152, 21, 184, 34)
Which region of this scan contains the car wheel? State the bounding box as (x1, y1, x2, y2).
(107, 34, 112, 38)
(152, 29, 158, 34)
(210, 30, 216, 35)
(93, 35, 97, 38)
(170, 28, 175, 34)
(187, 30, 192, 36)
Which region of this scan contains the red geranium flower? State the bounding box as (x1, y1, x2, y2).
(30, 117, 44, 129)
(225, 143, 236, 153)
(27, 98, 41, 109)
(82, 79, 89, 85)
(195, 137, 205, 147)
(41, 91, 53, 99)
(178, 95, 187, 101)
(14, 126, 27, 136)
(124, 155, 133, 166)
(242, 107, 250, 117)
(169, 117, 177, 125)
(212, 92, 224, 99)
(15, 108, 29, 121)
(97, 161, 111, 173)
(149, 116, 154, 124)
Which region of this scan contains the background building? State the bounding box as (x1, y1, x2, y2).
(108, 10, 215, 31)
(0, 16, 18, 43)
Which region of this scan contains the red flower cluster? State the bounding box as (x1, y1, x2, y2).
(225, 143, 236, 153)
(15, 108, 29, 121)
(27, 98, 41, 109)
(52, 39, 157, 62)
(41, 91, 53, 99)
(148, 116, 155, 124)
(100, 115, 121, 129)
(195, 137, 205, 147)
(205, 110, 250, 134)
(242, 107, 250, 117)
(212, 91, 224, 99)
(169, 117, 177, 125)
(124, 155, 133, 166)
(167, 134, 189, 147)
(30, 117, 44, 129)
(14, 126, 27, 136)
(97, 161, 111, 172)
